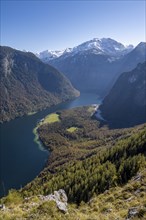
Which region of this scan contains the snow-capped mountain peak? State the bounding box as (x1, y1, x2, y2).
(36, 48, 73, 62)
(65, 38, 134, 57)
(37, 38, 134, 62)
(36, 50, 64, 61)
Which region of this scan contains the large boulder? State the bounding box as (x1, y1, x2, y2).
(40, 189, 68, 213)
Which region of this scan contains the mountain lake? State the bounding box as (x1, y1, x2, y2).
(0, 93, 102, 197)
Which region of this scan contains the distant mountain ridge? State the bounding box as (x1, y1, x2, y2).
(0, 46, 79, 122)
(37, 48, 72, 62)
(37, 38, 145, 96)
(99, 61, 146, 127)
(37, 38, 134, 62)
(119, 42, 146, 73)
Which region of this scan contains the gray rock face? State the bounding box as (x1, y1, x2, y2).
(56, 200, 68, 213)
(0, 204, 6, 211)
(48, 189, 68, 213)
(39, 189, 68, 213)
(55, 189, 68, 203)
(126, 207, 139, 219)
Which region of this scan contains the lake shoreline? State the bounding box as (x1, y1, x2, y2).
(0, 93, 80, 124)
(0, 93, 101, 197)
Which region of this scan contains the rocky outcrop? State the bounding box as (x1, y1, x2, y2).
(126, 206, 146, 220)
(23, 189, 68, 214)
(126, 207, 139, 219)
(0, 204, 5, 211)
(41, 189, 68, 213)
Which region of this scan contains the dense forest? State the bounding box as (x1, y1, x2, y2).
(22, 107, 146, 204)
(1, 106, 146, 219)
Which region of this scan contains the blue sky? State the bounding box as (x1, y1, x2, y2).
(1, 0, 145, 53)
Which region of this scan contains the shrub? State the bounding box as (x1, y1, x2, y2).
(3, 189, 23, 206)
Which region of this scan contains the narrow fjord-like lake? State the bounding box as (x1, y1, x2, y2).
(0, 93, 101, 197)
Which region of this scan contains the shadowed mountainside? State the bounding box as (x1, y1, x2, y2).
(0, 46, 79, 122)
(99, 62, 146, 128)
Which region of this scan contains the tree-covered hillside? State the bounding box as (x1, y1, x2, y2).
(0, 46, 79, 122)
(0, 106, 145, 219)
(22, 107, 146, 203)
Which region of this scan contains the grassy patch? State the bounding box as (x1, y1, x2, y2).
(67, 127, 78, 133)
(42, 113, 60, 124)
(32, 113, 60, 150)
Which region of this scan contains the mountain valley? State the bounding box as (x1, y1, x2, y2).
(1, 0, 146, 219)
(37, 38, 146, 96)
(0, 38, 146, 220)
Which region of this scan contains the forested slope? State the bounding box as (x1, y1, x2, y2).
(0, 46, 79, 122)
(21, 107, 146, 203)
(0, 106, 146, 219)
